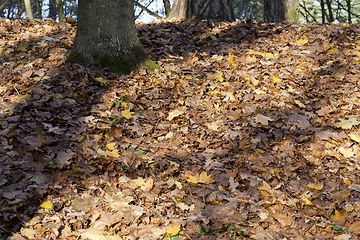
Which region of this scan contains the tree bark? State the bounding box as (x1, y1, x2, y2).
(320, 0, 325, 23)
(163, 0, 171, 16)
(56, 0, 64, 21)
(68, 0, 158, 74)
(264, 0, 299, 22)
(325, 0, 334, 22)
(49, 0, 56, 19)
(24, 0, 34, 19)
(36, 0, 42, 19)
(168, 0, 235, 21)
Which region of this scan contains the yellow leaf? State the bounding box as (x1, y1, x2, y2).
(296, 39, 308, 44)
(213, 103, 221, 111)
(106, 149, 120, 158)
(65, 226, 71, 231)
(94, 77, 107, 84)
(256, 148, 264, 153)
(106, 143, 116, 150)
(41, 200, 54, 210)
(343, 179, 351, 185)
(37, 40, 48, 47)
(265, 52, 274, 59)
(307, 182, 323, 190)
(302, 198, 312, 205)
(226, 53, 233, 61)
(214, 70, 224, 82)
(121, 110, 134, 119)
(187, 172, 214, 184)
(295, 100, 306, 108)
(55, 93, 64, 99)
(166, 224, 181, 236)
(209, 90, 221, 94)
(294, 68, 303, 74)
(328, 47, 338, 54)
(273, 76, 281, 83)
(247, 49, 254, 54)
(349, 133, 360, 143)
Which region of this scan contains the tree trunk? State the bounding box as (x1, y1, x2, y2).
(325, 0, 334, 22)
(56, 0, 64, 21)
(163, 0, 171, 16)
(49, 0, 56, 19)
(24, 0, 34, 19)
(320, 0, 325, 23)
(168, 0, 235, 21)
(36, 0, 42, 18)
(68, 0, 158, 75)
(346, 0, 351, 23)
(264, 0, 299, 22)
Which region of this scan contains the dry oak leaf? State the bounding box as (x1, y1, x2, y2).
(20, 228, 37, 239)
(307, 182, 324, 190)
(336, 117, 360, 129)
(272, 212, 294, 226)
(207, 120, 222, 130)
(167, 109, 183, 121)
(255, 114, 273, 126)
(187, 172, 214, 184)
(80, 228, 122, 240)
(349, 133, 360, 143)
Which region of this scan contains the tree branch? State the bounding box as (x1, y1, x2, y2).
(134, 0, 163, 20)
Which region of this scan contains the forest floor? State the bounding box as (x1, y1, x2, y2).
(1, 17, 360, 240)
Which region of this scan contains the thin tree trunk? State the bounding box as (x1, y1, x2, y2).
(48, 0, 56, 19)
(320, 0, 325, 23)
(24, 0, 34, 19)
(346, 0, 351, 23)
(36, 0, 42, 18)
(56, 0, 64, 21)
(325, 0, 334, 22)
(0, 0, 10, 13)
(299, 1, 317, 23)
(163, 0, 171, 16)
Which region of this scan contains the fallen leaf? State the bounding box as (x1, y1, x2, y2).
(167, 109, 183, 121)
(166, 224, 181, 236)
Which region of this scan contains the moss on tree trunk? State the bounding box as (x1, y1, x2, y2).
(68, 0, 158, 75)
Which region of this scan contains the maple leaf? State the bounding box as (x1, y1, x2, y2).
(166, 224, 181, 236)
(296, 39, 308, 44)
(121, 109, 134, 119)
(41, 200, 54, 210)
(214, 70, 224, 82)
(187, 172, 214, 184)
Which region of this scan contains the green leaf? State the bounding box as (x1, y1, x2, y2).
(198, 225, 214, 236)
(109, 117, 122, 125)
(121, 144, 146, 155)
(120, 94, 130, 102)
(115, 99, 121, 107)
(70, 167, 78, 174)
(332, 224, 346, 231)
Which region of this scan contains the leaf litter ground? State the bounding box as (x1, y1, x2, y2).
(1, 17, 360, 240)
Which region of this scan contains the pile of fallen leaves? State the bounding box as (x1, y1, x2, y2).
(2, 16, 360, 239)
